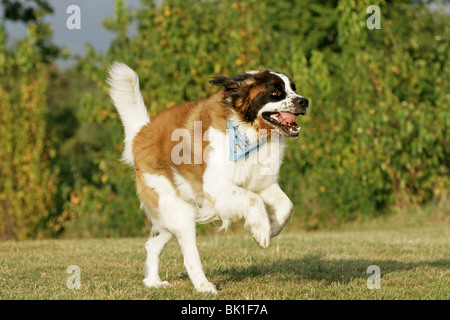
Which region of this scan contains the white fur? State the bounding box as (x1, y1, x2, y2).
(142, 173, 217, 293)
(107, 62, 150, 166)
(171, 169, 201, 204)
(203, 126, 288, 236)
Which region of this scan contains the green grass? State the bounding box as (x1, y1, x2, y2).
(0, 222, 449, 300)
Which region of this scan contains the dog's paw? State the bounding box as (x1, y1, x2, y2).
(269, 207, 293, 238)
(250, 224, 271, 249)
(143, 278, 173, 288)
(270, 219, 282, 238)
(195, 281, 218, 294)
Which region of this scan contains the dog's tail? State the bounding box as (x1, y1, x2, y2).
(107, 62, 150, 166)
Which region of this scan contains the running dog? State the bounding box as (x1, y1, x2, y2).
(107, 63, 309, 294)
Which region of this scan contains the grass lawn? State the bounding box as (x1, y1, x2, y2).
(0, 222, 448, 300)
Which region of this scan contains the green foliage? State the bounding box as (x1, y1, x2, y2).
(281, 0, 449, 228)
(72, 0, 449, 234)
(0, 22, 58, 240)
(0, 0, 448, 239)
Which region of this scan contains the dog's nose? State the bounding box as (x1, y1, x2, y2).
(296, 97, 309, 108)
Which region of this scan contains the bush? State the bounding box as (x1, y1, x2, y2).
(71, 0, 449, 234)
(0, 0, 448, 239)
(0, 23, 58, 240)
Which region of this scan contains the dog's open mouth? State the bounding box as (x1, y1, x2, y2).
(262, 112, 300, 137)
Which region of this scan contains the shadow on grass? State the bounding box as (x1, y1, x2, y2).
(213, 254, 450, 286)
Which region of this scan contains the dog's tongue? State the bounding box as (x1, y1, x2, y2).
(277, 112, 296, 124)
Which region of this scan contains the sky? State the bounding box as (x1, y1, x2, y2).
(1, 0, 142, 62)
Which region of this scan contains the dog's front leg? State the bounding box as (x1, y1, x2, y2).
(210, 182, 271, 248)
(258, 183, 293, 237)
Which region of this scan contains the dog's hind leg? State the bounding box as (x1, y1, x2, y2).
(174, 221, 217, 294)
(142, 173, 217, 294)
(143, 227, 174, 288)
(162, 198, 217, 294)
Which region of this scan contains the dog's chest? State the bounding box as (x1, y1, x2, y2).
(203, 127, 285, 193)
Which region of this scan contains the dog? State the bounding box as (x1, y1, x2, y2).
(107, 63, 309, 294)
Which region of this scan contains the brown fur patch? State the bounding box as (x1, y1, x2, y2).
(135, 168, 159, 218)
(133, 92, 231, 209)
(248, 85, 267, 101)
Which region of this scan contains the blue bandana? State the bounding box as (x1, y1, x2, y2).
(228, 120, 267, 161)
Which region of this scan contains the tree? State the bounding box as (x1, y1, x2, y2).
(1, 0, 58, 62)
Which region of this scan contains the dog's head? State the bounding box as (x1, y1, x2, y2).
(210, 69, 309, 139)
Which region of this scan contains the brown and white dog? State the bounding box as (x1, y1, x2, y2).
(107, 63, 309, 294)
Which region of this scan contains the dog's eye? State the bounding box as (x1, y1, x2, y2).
(271, 91, 281, 96)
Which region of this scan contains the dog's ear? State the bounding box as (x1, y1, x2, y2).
(209, 72, 256, 90)
(209, 76, 237, 89)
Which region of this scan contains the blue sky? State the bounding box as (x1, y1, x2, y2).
(1, 0, 142, 56)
